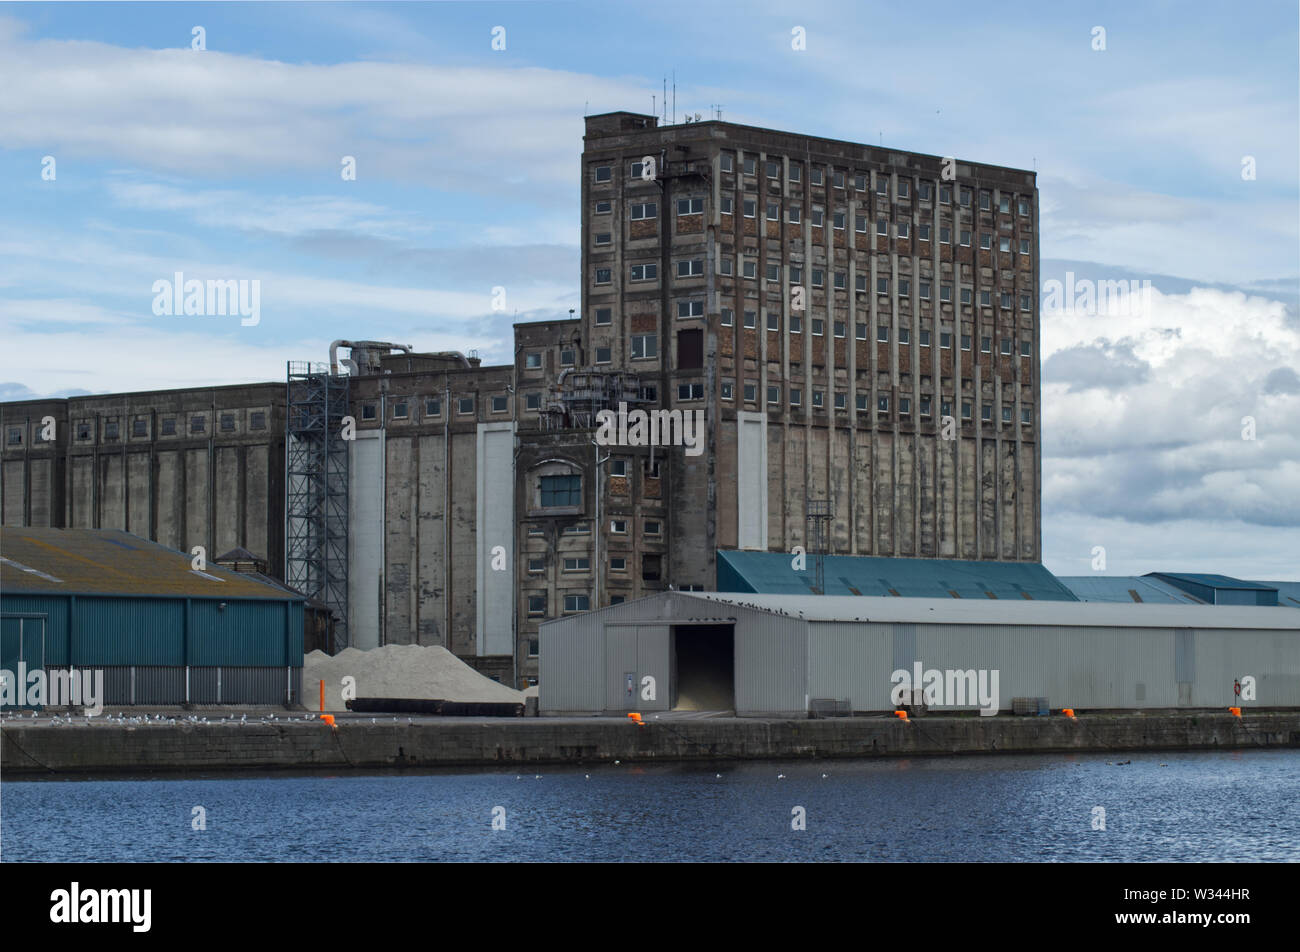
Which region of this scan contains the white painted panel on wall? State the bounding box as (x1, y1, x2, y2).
(736, 411, 768, 550)
(476, 422, 515, 655)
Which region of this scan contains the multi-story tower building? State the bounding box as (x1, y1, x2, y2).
(1, 110, 1042, 687)
(580, 112, 1042, 585)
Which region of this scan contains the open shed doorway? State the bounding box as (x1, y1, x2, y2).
(671, 624, 734, 711)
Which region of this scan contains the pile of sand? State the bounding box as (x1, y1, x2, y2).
(303, 644, 523, 712)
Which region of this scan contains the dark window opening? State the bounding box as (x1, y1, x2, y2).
(677, 328, 704, 370)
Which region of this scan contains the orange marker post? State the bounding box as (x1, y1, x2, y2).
(627, 712, 642, 723)
(1063, 708, 1076, 719)
(1229, 707, 1241, 718)
(894, 710, 908, 721)
(321, 714, 335, 727)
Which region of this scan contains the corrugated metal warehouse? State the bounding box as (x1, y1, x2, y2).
(539, 591, 1300, 716)
(1, 528, 304, 707)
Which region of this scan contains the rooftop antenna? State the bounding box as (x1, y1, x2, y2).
(672, 70, 676, 125)
(652, 94, 656, 117)
(663, 76, 667, 124)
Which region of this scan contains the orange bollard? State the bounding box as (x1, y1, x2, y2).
(1063, 708, 1076, 719)
(1229, 707, 1241, 717)
(319, 679, 324, 713)
(321, 714, 335, 727)
(627, 712, 642, 723)
(894, 710, 908, 721)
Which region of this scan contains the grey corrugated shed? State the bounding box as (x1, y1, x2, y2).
(540, 592, 1300, 715)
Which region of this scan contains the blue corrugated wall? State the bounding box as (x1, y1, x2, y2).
(0, 595, 304, 668)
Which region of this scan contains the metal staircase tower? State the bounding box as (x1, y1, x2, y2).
(285, 361, 350, 652)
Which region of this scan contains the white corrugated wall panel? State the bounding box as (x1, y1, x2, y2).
(805, 622, 1300, 712)
(538, 611, 604, 713)
(735, 614, 806, 715)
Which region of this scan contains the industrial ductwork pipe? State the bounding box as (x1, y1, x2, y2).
(330, 340, 414, 376)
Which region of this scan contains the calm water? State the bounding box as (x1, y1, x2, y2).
(3, 750, 1298, 862)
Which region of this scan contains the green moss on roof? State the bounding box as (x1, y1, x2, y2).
(1, 528, 300, 601)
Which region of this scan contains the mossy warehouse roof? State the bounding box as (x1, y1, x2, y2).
(1, 528, 301, 601)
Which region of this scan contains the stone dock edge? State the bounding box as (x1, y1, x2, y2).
(3, 711, 1299, 774)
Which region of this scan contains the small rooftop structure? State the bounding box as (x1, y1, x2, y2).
(1146, 573, 1280, 607)
(1251, 580, 1300, 610)
(1057, 575, 1207, 605)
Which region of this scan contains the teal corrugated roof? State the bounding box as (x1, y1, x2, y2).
(1058, 576, 1205, 604)
(716, 551, 1078, 600)
(1147, 573, 1275, 591)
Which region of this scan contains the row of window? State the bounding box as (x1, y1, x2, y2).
(366, 392, 577, 420)
(713, 383, 1034, 421)
(526, 551, 665, 575)
(599, 261, 1034, 301)
(596, 159, 1033, 216)
(7, 412, 272, 446)
(527, 578, 663, 617)
(528, 593, 592, 615)
(604, 196, 1032, 240)
(523, 348, 577, 369)
(715, 312, 1034, 349)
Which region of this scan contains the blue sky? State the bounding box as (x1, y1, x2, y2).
(0, 0, 1297, 577)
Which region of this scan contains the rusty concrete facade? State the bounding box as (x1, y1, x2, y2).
(1, 112, 1042, 688)
(581, 112, 1042, 581)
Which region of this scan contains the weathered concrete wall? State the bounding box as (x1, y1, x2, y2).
(0, 386, 285, 574)
(4, 712, 1296, 774)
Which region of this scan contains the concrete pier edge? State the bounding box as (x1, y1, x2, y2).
(3, 711, 1298, 775)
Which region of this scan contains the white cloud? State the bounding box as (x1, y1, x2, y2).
(0, 24, 655, 194)
(106, 181, 432, 240)
(1043, 286, 1300, 528)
